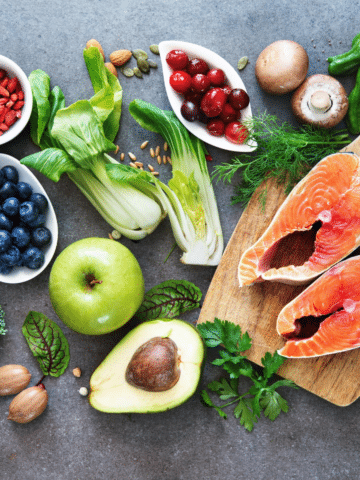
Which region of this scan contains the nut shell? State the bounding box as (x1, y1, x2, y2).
(0, 364, 31, 396)
(105, 62, 118, 77)
(291, 74, 349, 128)
(255, 40, 309, 95)
(110, 49, 132, 67)
(8, 385, 48, 424)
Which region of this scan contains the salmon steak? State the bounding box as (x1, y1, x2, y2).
(277, 255, 360, 357)
(238, 152, 360, 286)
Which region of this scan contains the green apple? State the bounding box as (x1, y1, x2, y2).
(49, 237, 144, 335)
(89, 319, 205, 413)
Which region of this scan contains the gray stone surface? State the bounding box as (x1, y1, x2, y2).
(1, 0, 359, 478)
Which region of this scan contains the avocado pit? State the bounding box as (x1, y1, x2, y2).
(125, 336, 181, 392)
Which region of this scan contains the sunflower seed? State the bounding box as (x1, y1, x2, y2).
(134, 161, 143, 167)
(133, 67, 143, 78)
(148, 164, 154, 172)
(129, 162, 137, 168)
(150, 147, 155, 158)
(157, 155, 162, 165)
(155, 145, 160, 156)
(120, 152, 125, 161)
(237, 56, 249, 71)
(152, 171, 159, 176)
(128, 152, 137, 161)
(163, 155, 167, 164)
(149, 44, 160, 55)
(163, 142, 168, 152)
(141, 140, 149, 149)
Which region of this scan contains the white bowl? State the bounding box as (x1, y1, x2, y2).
(159, 40, 257, 152)
(0, 55, 33, 146)
(0, 154, 58, 284)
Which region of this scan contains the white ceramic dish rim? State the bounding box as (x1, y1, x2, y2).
(159, 40, 256, 152)
(0, 154, 58, 284)
(0, 55, 33, 146)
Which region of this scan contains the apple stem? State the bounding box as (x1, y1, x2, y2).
(90, 279, 103, 286)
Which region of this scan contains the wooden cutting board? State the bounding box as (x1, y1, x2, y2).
(198, 136, 360, 407)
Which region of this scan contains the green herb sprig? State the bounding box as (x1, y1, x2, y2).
(213, 112, 351, 207)
(197, 318, 297, 432)
(0, 305, 6, 335)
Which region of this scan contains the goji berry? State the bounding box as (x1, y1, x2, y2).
(0, 98, 7, 105)
(0, 85, 10, 97)
(0, 123, 9, 131)
(0, 69, 6, 80)
(13, 100, 24, 110)
(4, 110, 17, 127)
(0, 77, 9, 88)
(17, 90, 24, 100)
(7, 77, 18, 93)
(10, 93, 17, 102)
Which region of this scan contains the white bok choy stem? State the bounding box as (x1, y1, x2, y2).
(107, 99, 224, 266)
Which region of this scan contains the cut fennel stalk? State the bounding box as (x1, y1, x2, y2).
(107, 99, 224, 266)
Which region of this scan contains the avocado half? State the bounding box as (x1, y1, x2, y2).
(89, 319, 205, 413)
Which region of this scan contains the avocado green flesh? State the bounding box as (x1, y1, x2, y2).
(89, 319, 205, 413)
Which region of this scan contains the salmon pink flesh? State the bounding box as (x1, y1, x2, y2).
(277, 256, 360, 358)
(238, 152, 360, 286)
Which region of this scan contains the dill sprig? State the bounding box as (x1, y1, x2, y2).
(213, 112, 351, 206)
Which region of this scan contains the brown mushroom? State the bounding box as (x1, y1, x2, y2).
(255, 40, 309, 95)
(291, 74, 349, 128)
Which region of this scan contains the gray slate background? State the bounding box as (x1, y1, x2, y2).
(1, 1, 359, 479)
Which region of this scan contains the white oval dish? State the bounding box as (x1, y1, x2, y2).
(0, 55, 33, 146)
(0, 154, 58, 284)
(159, 40, 256, 152)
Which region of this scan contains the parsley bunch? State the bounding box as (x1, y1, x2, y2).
(197, 318, 297, 432)
(0, 305, 6, 336)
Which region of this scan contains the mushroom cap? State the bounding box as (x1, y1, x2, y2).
(255, 40, 309, 95)
(291, 74, 349, 128)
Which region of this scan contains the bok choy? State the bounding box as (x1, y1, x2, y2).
(106, 99, 224, 266)
(21, 47, 165, 240)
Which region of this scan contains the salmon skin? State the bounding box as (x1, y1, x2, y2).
(277, 255, 360, 358)
(238, 152, 360, 286)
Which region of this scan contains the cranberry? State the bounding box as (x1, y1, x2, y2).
(169, 71, 192, 94)
(191, 74, 211, 93)
(187, 58, 209, 76)
(220, 103, 239, 123)
(207, 68, 226, 87)
(166, 50, 189, 70)
(184, 88, 203, 105)
(224, 121, 248, 144)
(180, 101, 200, 122)
(228, 89, 250, 110)
(201, 88, 227, 118)
(207, 118, 225, 137)
(222, 85, 232, 96)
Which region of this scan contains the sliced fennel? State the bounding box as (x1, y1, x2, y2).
(21, 48, 165, 240)
(106, 99, 224, 266)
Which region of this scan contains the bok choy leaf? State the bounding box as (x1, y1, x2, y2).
(21, 48, 165, 240)
(106, 99, 224, 266)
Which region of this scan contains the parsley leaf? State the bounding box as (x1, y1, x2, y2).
(197, 318, 297, 432)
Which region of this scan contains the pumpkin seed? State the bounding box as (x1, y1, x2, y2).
(148, 59, 158, 69)
(137, 58, 150, 73)
(133, 67, 143, 78)
(237, 56, 249, 71)
(132, 49, 148, 60)
(121, 67, 134, 77)
(149, 44, 160, 55)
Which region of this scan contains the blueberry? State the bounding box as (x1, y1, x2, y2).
(26, 213, 46, 228)
(0, 170, 4, 188)
(0, 181, 17, 200)
(22, 246, 45, 270)
(0, 259, 13, 275)
(11, 226, 31, 249)
(1, 165, 19, 184)
(2, 197, 20, 217)
(16, 182, 33, 200)
(0, 230, 11, 253)
(31, 227, 51, 248)
(0, 213, 13, 232)
(29, 193, 48, 214)
(0, 245, 21, 266)
(19, 201, 39, 225)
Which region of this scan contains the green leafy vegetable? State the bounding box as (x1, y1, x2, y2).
(22, 311, 70, 377)
(0, 305, 6, 335)
(134, 279, 202, 322)
(106, 99, 224, 266)
(213, 112, 351, 206)
(21, 48, 165, 241)
(197, 318, 297, 432)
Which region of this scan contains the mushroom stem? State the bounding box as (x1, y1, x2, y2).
(309, 91, 332, 114)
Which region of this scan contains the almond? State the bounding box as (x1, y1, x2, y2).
(86, 39, 105, 60)
(105, 62, 118, 77)
(109, 49, 132, 67)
